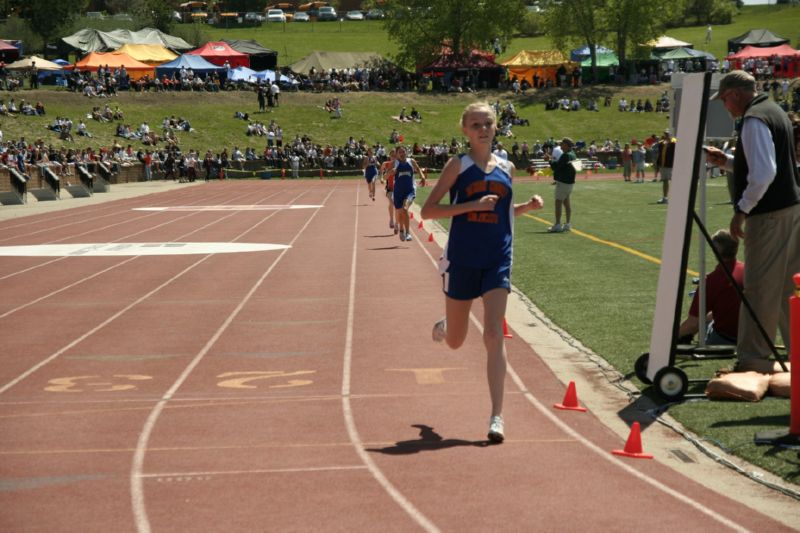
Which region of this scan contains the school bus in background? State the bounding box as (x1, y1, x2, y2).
(297, 1, 330, 18)
(266, 3, 296, 21)
(179, 1, 209, 23)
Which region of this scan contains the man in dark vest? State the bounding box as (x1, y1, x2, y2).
(706, 70, 800, 371)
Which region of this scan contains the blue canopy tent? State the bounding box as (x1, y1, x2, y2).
(228, 66, 258, 82)
(570, 45, 614, 62)
(154, 54, 225, 78)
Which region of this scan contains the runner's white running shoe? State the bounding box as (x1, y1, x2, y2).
(432, 318, 447, 342)
(488, 415, 505, 443)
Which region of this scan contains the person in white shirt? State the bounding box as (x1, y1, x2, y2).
(492, 142, 508, 160)
(705, 70, 800, 372)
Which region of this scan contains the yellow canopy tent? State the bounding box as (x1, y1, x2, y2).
(501, 50, 579, 87)
(113, 43, 178, 65)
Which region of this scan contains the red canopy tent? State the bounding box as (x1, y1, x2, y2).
(187, 41, 249, 68)
(0, 40, 20, 62)
(726, 44, 800, 78)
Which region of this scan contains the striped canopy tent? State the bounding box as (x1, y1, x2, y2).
(113, 44, 178, 65)
(73, 52, 155, 80)
(502, 50, 579, 87)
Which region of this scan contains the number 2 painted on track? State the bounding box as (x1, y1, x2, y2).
(216, 371, 315, 389)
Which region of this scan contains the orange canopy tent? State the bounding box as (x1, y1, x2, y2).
(501, 50, 579, 87)
(73, 51, 155, 80)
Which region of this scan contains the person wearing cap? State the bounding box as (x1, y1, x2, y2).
(705, 70, 800, 371)
(544, 137, 577, 232)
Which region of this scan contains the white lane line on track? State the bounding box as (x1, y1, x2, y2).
(0, 188, 238, 281)
(340, 186, 440, 533)
(130, 189, 331, 533)
(0, 191, 292, 393)
(410, 223, 749, 533)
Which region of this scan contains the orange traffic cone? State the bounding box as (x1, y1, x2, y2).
(554, 381, 587, 412)
(418, 220, 424, 229)
(611, 422, 653, 459)
(502, 318, 513, 339)
(428, 232, 434, 242)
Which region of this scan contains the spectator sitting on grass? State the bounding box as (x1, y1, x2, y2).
(76, 120, 92, 137)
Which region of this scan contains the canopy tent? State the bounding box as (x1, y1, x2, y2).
(5, 55, 63, 71)
(62, 28, 193, 54)
(655, 47, 716, 62)
(113, 44, 178, 65)
(289, 51, 388, 75)
(646, 35, 693, 50)
(154, 54, 226, 78)
(0, 40, 20, 62)
(727, 43, 800, 60)
(726, 43, 800, 78)
(252, 70, 299, 85)
(187, 41, 249, 68)
(419, 50, 502, 89)
(73, 52, 155, 80)
(728, 29, 789, 54)
(227, 66, 258, 82)
(580, 52, 618, 83)
(502, 50, 579, 88)
(570, 45, 614, 62)
(223, 39, 277, 71)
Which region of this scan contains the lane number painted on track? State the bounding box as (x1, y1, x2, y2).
(0, 242, 290, 257)
(216, 371, 315, 389)
(43, 371, 315, 392)
(45, 374, 153, 393)
(134, 205, 323, 212)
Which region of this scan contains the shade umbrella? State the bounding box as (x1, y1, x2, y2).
(5, 55, 63, 71)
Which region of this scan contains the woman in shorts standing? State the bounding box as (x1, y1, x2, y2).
(420, 102, 543, 443)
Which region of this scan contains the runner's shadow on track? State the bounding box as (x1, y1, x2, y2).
(367, 246, 408, 251)
(364, 234, 396, 238)
(366, 424, 492, 455)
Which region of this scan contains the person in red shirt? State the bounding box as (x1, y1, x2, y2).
(678, 229, 744, 345)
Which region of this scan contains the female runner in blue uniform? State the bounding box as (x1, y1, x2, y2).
(420, 102, 543, 443)
(392, 145, 426, 242)
(362, 148, 379, 201)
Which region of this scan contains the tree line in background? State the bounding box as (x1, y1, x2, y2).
(0, 0, 774, 77)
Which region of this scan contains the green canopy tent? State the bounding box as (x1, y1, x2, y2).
(581, 52, 618, 83)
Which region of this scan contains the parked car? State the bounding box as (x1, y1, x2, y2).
(345, 10, 364, 21)
(365, 8, 385, 20)
(293, 11, 310, 22)
(245, 12, 264, 22)
(266, 9, 286, 22)
(316, 6, 337, 21)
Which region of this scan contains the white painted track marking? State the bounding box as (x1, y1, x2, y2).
(0, 242, 290, 257)
(134, 204, 323, 211)
(340, 186, 440, 532)
(411, 223, 749, 533)
(129, 190, 333, 533)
